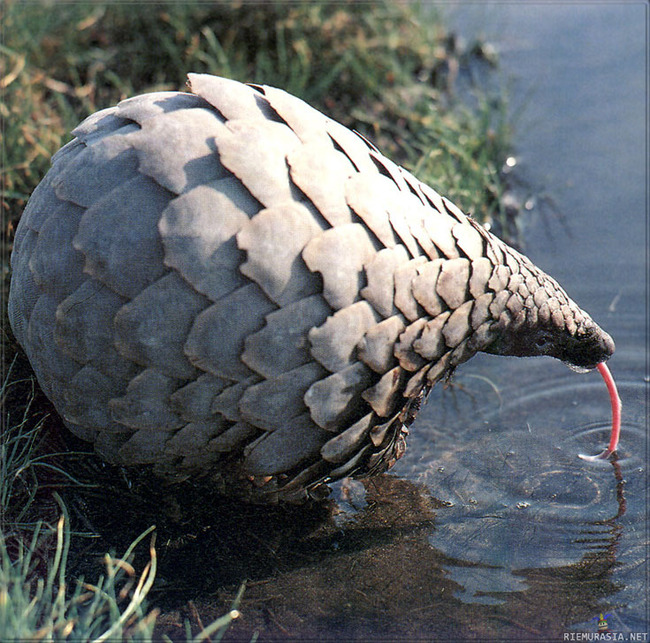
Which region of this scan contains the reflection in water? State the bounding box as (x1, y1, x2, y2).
(134, 474, 631, 639)
(396, 349, 646, 632)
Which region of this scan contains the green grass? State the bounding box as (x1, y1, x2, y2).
(0, 516, 157, 641)
(0, 360, 89, 531)
(1, 370, 48, 527)
(1, 513, 243, 641)
(1, 0, 514, 229)
(1, 0, 518, 639)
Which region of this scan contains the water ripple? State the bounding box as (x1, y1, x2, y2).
(394, 360, 646, 607)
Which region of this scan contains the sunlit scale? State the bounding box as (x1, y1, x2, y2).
(578, 362, 622, 461)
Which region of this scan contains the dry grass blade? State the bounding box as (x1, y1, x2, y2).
(92, 526, 157, 642)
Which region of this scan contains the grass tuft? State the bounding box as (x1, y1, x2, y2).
(0, 511, 157, 641)
(1, 359, 93, 531)
(1, 360, 50, 528)
(0, 513, 242, 641)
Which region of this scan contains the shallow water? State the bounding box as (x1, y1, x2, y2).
(391, 1, 648, 635)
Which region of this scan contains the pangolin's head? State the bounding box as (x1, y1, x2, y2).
(486, 314, 615, 370)
(480, 247, 615, 371)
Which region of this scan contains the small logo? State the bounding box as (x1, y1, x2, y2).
(594, 613, 612, 633)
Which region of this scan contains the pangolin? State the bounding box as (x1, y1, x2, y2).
(8, 74, 618, 502)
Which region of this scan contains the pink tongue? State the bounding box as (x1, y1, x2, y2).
(579, 362, 622, 461)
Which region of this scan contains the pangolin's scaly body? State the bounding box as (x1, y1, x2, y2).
(8, 74, 614, 502)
